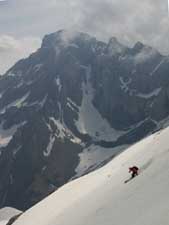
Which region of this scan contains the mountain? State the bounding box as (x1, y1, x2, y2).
(0, 30, 169, 210)
(10, 125, 169, 225)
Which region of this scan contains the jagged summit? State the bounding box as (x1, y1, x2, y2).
(42, 30, 96, 49)
(107, 36, 126, 55)
(131, 41, 160, 56)
(41, 30, 161, 60)
(133, 41, 145, 51)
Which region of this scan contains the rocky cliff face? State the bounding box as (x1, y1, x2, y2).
(0, 30, 169, 210)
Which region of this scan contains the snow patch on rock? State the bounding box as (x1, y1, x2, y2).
(55, 77, 62, 93)
(33, 64, 43, 72)
(0, 92, 30, 114)
(76, 66, 125, 141)
(0, 122, 26, 148)
(136, 88, 161, 98)
(49, 117, 81, 143)
(150, 58, 166, 76)
(119, 76, 132, 93)
(44, 135, 55, 157)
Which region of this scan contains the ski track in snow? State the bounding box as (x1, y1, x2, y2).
(13, 126, 169, 225)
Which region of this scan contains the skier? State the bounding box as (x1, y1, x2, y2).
(129, 166, 139, 178)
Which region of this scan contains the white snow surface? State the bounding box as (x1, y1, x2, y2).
(13, 126, 169, 225)
(0, 221, 8, 225)
(76, 66, 125, 141)
(0, 207, 21, 221)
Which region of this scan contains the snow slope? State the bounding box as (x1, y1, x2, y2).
(0, 221, 8, 225)
(13, 126, 169, 225)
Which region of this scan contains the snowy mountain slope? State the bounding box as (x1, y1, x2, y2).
(13, 126, 169, 225)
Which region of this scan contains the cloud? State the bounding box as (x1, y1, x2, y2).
(0, 35, 41, 74)
(74, 0, 168, 52)
(0, 0, 169, 72)
(55, 29, 93, 48)
(58, 29, 81, 47)
(134, 47, 158, 64)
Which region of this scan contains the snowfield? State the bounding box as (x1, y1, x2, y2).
(75, 66, 125, 142)
(13, 126, 169, 225)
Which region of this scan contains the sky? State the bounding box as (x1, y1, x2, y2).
(0, 0, 168, 74)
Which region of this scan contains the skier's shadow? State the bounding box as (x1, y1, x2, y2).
(124, 177, 133, 183)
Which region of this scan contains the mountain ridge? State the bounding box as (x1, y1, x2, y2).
(0, 30, 169, 210)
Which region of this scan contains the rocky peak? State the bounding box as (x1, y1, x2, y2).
(133, 41, 145, 52)
(42, 30, 96, 50)
(107, 37, 126, 55)
(132, 41, 160, 56)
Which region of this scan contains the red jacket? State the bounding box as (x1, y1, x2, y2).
(129, 166, 139, 174)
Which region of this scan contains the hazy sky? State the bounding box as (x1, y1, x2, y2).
(0, 0, 168, 73)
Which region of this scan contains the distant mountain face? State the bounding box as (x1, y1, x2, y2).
(0, 30, 169, 210)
